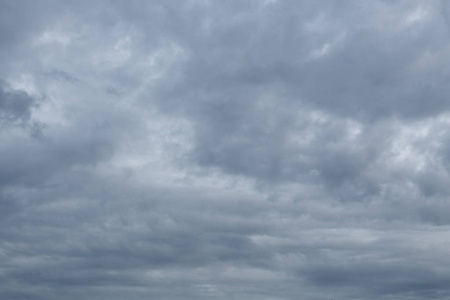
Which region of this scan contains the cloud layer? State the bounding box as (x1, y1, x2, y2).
(2, 1, 450, 299)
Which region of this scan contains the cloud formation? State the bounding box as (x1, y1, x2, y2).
(2, 1, 450, 299)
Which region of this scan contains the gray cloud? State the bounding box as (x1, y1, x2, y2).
(2, 1, 450, 299)
(0, 81, 38, 126)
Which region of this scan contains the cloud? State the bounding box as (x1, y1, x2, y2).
(2, 1, 450, 300)
(0, 81, 39, 126)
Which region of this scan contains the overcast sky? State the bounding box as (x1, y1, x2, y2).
(2, 0, 450, 299)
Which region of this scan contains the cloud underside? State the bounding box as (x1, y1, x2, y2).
(2, 1, 450, 299)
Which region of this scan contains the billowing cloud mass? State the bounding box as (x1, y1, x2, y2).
(2, 1, 450, 299)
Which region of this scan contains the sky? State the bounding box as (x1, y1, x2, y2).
(2, 0, 450, 299)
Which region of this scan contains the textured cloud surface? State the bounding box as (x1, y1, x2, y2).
(2, 1, 450, 299)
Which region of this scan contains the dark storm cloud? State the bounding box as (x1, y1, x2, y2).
(2, 1, 450, 300)
(0, 81, 38, 126)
